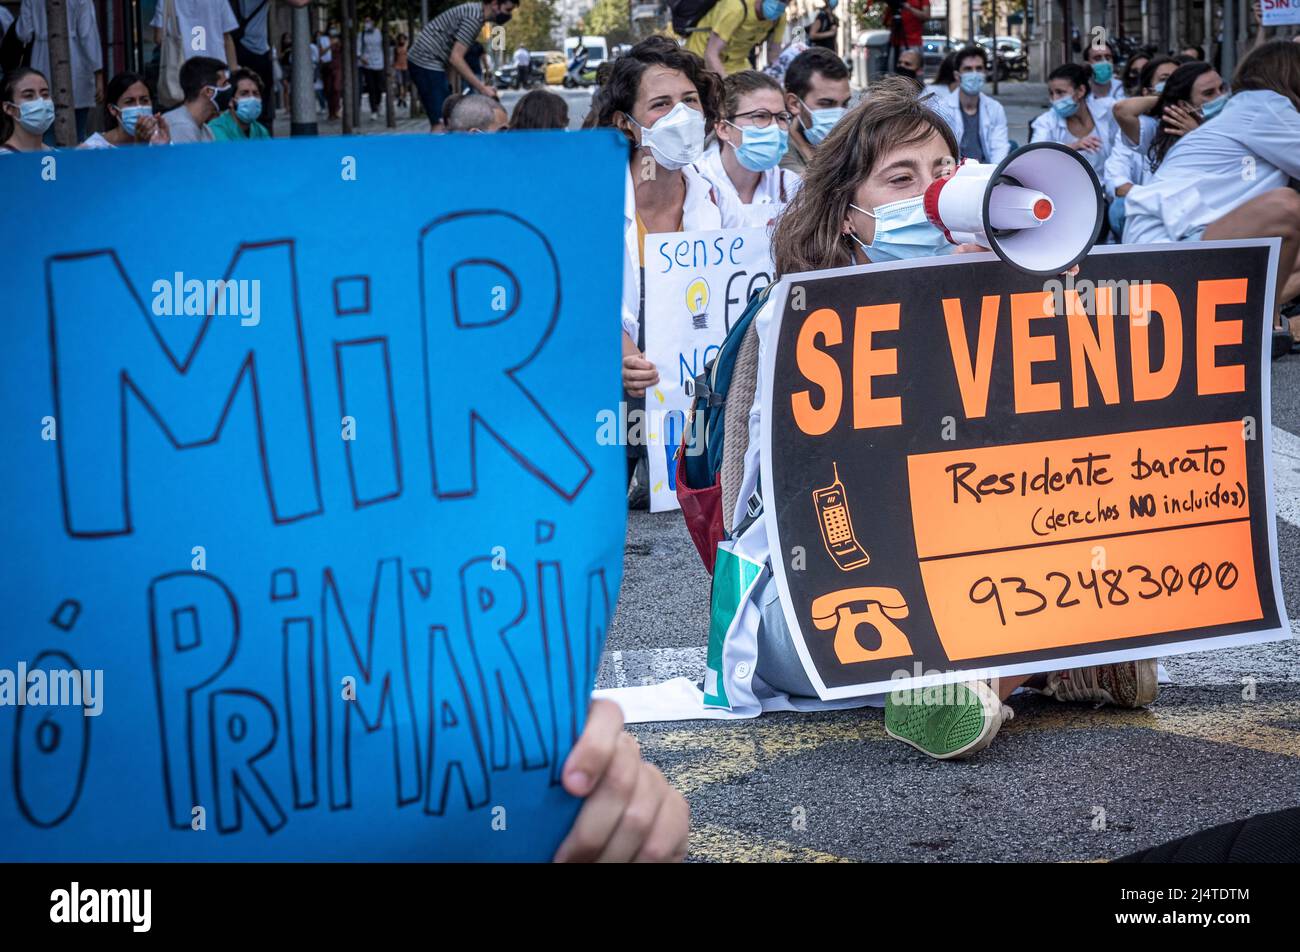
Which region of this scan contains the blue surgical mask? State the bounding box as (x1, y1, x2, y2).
(235, 97, 263, 123)
(1052, 96, 1078, 118)
(800, 98, 845, 145)
(10, 97, 55, 135)
(849, 196, 952, 263)
(762, 0, 787, 19)
(727, 121, 787, 172)
(119, 104, 151, 136)
(1199, 94, 1227, 119)
(1153, 81, 1166, 94)
(960, 72, 985, 95)
(1091, 61, 1113, 85)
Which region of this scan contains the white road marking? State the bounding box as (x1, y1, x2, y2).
(1272, 425, 1300, 529)
(609, 649, 629, 689)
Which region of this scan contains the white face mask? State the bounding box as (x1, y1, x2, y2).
(630, 101, 706, 170)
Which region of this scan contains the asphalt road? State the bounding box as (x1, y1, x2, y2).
(603, 352, 1300, 863)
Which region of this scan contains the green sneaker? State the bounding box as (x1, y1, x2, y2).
(884, 679, 1012, 760)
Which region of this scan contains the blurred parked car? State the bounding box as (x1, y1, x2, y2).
(976, 35, 1028, 81)
(541, 50, 567, 85)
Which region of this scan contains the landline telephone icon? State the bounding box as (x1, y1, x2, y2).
(810, 587, 914, 664)
(813, 462, 870, 571)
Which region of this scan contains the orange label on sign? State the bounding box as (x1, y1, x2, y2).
(907, 421, 1250, 559)
(908, 421, 1261, 660)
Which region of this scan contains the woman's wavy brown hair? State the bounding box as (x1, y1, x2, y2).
(771, 76, 958, 276)
(1232, 39, 1300, 112)
(589, 35, 722, 146)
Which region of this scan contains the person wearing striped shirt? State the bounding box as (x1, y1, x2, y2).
(408, 0, 516, 129)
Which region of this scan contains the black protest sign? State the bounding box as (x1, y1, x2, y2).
(761, 242, 1289, 699)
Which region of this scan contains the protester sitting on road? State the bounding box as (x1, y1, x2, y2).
(1124, 40, 1300, 342)
(1135, 54, 1180, 97)
(439, 91, 464, 130)
(893, 47, 923, 84)
(932, 44, 1009, 164)
(407, 0, 517, 130)
(1122, 51, 1151, 96)
(1083, 39, 1124, 105)
(508, 88, 568, 129)
(1113, 61, 1225, 168)
(208, 67, 271, 141)
(694, 70, 801, 228)
(1105, 62, 1223, 237)
(0, 67, 54, 152)
(932, 50, 958, 92)
(161, 56, 230, 144)
(594, 35, 724, 507)
(447, 92, 507, 132)
(80, 71, 171, 148)
(780, 46, 851, 176)
(742, 77, 1160, 760)
(1031, 62, 1116, 184)
(687, 0, 787, 79)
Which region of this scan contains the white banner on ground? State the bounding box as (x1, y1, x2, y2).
(1262, 0, 1300, 25)
(642, 227, 774, 512)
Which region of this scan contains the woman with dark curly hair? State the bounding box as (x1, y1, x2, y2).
(737, 77, 1158, 760)
(592, 36, 730, 505)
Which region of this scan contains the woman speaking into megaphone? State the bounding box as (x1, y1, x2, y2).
(732, 77, 1157, 762)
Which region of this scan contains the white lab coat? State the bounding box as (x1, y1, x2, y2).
(1104, 114, 1157, 201)
(1029, 102, 1118, 180)
(621, 163, 725, 343)
(1103, 139, 1151, 202)
(1124, 90, 1300, 245)
(933, 87, 1011, 164)
(693, 141, 801, 229)
(17, 0, 102, 110)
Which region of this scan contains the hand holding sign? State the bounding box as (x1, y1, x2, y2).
(554, 699, 689, 862)
(1261, 0, 1300, 26)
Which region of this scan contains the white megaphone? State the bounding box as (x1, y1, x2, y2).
(923, 141, 1105, 276)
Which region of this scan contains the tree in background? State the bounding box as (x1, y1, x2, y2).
(582, 0, 633, 44)
(506, 0, 560, 50)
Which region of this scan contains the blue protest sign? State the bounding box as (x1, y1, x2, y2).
(0, 131, 628, 860)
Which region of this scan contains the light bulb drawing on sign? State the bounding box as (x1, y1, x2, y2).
(685, 277, 710, 330)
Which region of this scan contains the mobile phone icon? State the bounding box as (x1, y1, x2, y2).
(813, 462, 870, 571)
